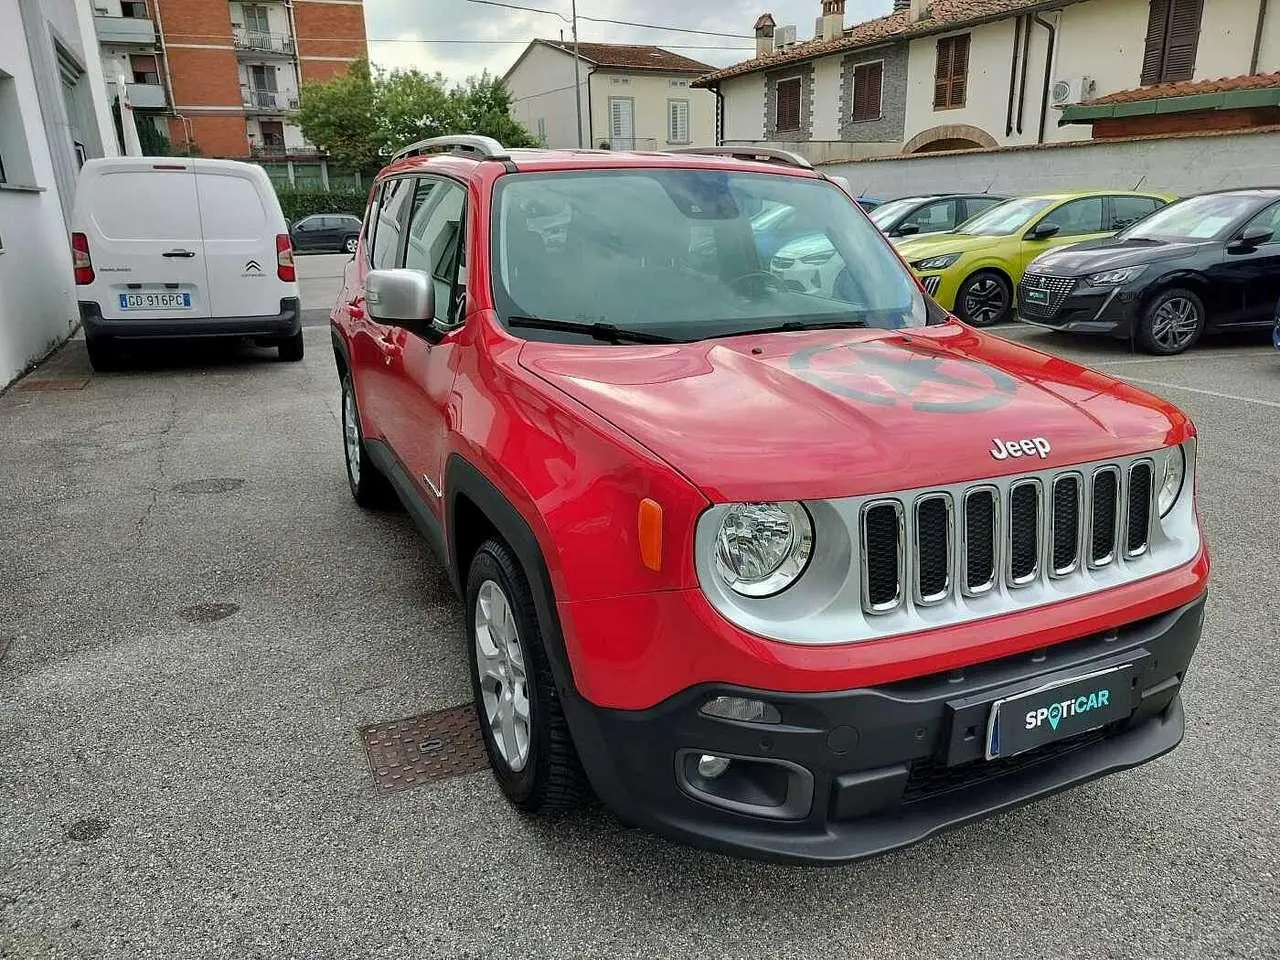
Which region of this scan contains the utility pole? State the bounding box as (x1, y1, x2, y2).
(570, 0, 584, 147)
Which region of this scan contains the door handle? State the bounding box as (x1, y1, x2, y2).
(162, 249, 196, 258)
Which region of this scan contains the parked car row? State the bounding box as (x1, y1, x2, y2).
(877, 186, 1280, 355)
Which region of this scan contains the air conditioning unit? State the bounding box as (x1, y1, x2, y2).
(774, 24, 797, 48)
(1050, 76, 1096, 107)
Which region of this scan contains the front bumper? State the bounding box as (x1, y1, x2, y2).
(79, 298, 301, 341)
(1016, 278, 1140, 335)
(565, 594, 1205, 864)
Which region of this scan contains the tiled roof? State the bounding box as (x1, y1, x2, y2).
(694, 0, 1058, 86)
(536, 40, 714, 73)
(1081, 70, 1280, 105)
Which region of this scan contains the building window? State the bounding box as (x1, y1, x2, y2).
(608, 97, 635, 147)
(667, 99, 690, 144)
(775, 76, 801, 131)
(1141, 0, 1203, 84)
(121, 1, 148, 18)
(934, 34, 970, 110)
(669, 79, 689, 88)
(851, 61, 883, 122)
(243, 4, 270, 36)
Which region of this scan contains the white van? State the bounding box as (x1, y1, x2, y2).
(71, 158, 302, 370)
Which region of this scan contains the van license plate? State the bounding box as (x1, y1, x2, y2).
(119, 293, 192, 310)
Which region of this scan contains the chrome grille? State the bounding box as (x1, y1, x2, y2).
(859, 458, 1158, 614)
(1018, 274, 1077, 319)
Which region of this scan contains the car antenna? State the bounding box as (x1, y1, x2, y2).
(983, 179, 994, 194)
(1132, 174, 1147, 191)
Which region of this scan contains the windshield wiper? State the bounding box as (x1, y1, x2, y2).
(508, 316, 678, 344)
(710, 317, 869, 338)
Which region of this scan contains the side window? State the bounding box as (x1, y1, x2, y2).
(404, 179, 467, 325)
(899, 198, 958, 234)
(963, 196, 1004, 220)
(1110, 196, 1161, 231)
(1241, 201, 1280, 243)
(1039, 197, 1105, 238)
(370, 178, 414, 269)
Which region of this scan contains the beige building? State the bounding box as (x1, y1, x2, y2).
(700, 0, 1280, 161)
(504, 40, 716, 150)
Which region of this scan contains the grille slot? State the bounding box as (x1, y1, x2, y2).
(962, 488, 998, 595)
(1090, 467, 1120, 566)
(914, 495, 952, 604)
(1050, 474, 1082, 576)
(861, 501, 904, 613)
(1007, 480, 1041, 585)
(1017, 274, 1078, 320)
(1127, 461, 1153, 556)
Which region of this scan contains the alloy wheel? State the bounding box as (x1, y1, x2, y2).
(474, 579, 531, 772)
(342, 387, 361, 485)
(963, 277, 1008, 325)
(1150, 296, 1200, 352)
(344, 237, 358, 254)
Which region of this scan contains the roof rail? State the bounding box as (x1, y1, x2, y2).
(390, 135, 510, 163)
(667, 146, 813, 170)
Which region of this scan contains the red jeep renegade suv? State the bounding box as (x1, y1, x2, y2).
(331, 136, 1208, 864)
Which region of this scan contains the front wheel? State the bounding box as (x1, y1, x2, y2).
(956, 271, 1013, 327)
(466, 538, 590, 813)
(1137, 288, 1205, 355)
(342, 235, 359, 254)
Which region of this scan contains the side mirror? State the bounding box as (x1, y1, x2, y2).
(1229, 226, 1273, 251)
(1027, 222, 1061, 241)
(895, 224, 921, 237)
(365, 268, 435, 336)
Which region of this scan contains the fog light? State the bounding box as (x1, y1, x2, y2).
(700, 696, 781, 724)
(697, 754, 731, 779)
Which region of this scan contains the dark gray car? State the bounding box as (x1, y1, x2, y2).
(870, 194, 1009, 239)
(291, 214, 363, 254)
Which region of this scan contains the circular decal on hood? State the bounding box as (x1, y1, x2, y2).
(788, 341, 1020, 413)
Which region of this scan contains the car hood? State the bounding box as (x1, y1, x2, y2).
(894, 232, 1007, 261)
(1028, 236, 1212, 275)
(518, 323, 1189, 503)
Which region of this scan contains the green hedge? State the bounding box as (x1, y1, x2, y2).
(276, 189, 368, 223)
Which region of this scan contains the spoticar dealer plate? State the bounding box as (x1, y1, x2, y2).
(359, 703, 488, 795)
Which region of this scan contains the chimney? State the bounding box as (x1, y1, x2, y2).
(754, 12, 777, 57)
(893, 0, 910, 10)
(820, 0, 845, 41)
(909, 0, 931, 22)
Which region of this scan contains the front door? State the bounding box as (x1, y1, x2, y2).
(1017, 196, 1108, 277)
(1218, 201, 1280, 324)
(609, 97, 635, 149)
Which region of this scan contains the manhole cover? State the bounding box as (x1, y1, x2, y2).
(178, 602, 239, 624)
(16, 378, 91, 392)
(172, 478, 245, 495)
(65, 818, 109, 842)
(359, 703, 488, 794)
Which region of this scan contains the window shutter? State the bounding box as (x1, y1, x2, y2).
(868, 63, 883, 118)
(934, 39, 952, 109)
(1140, 0, 1170, 83)
(1162, 0, 1202, 81)
(852, 62, 882, 122)
(776, 78, 801, 130)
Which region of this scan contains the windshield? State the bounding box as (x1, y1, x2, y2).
(1120, 194, 1259, 240)
(869, 197, 931, 228)
(492, 170, 927, 341)
(958, 197, 1054, 236)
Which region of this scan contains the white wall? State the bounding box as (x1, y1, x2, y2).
(720, 73, 765, 142)
(589, 71, 715, 148)
(505, 42, 586, 148)
(810, 55, 842, 141)
(1194, 0, 1266, 78)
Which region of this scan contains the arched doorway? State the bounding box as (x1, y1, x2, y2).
(902, 124, 998, 154)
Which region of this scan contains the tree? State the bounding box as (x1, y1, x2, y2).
(297, 59, 537, 173)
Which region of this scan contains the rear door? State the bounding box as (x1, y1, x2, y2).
(194, 163, 281, 318)
(86, 161, 211, 320)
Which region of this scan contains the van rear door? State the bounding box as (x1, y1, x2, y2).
(194, 162, 283, 319)
(87, 161, 212, 320)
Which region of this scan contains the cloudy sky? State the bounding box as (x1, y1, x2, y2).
(365, 0, 894, 81)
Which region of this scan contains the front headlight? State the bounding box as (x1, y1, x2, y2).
(911, 253, 961, 271)
(1157, 443, 1187, 516)
(713, 501, 813, 597)
(1087, 265, 1146, 286)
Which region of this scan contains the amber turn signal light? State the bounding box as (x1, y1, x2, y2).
(638, 498, 663, 571)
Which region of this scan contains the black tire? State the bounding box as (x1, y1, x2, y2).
(956, 270, 1013, 327)
(1136, 287, 1205, 356)
(466, 538, 590, 813)
(339, 372, 395, 508)
(85, 336, 118, 372)
(277, 330, 305, 362)
(342, 235, 359, 254)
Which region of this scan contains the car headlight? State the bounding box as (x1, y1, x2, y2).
(713, 502, 813, 597)
(1087, 265, 1146, 286)
(911, 253, 961, 271)
(799, 250, 835, 265)
(1157, 443, 1186, 516)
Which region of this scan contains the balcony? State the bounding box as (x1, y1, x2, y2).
(231, 28, 296, 57)
(126, 81, 167, 109)
(250, 142, 324, 158)
(94, 15, 157, 45)
(243, 88, 300, 112)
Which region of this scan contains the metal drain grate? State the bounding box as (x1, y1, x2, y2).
(16, 378, 91, 392)
(359, 703, 488, 794)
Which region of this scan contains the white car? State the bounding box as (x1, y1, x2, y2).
(71, 158, 301, 370)
(770, 233, 844, 296)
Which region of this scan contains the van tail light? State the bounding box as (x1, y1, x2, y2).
(71, 232, 94, 285)
(276, 233, 295, 282)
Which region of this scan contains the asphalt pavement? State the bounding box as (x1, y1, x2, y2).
(295, 252, 349, 326)
(1, 323, 1277, 959)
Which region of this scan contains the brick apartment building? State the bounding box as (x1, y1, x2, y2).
(92, 0, 366, 187)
